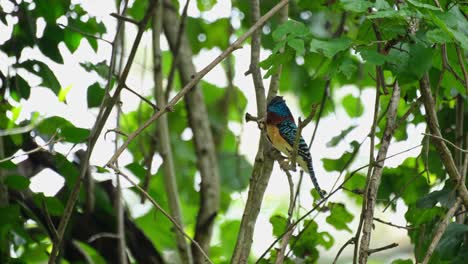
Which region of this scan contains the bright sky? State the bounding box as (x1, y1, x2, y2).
(1, 0, 427, 262)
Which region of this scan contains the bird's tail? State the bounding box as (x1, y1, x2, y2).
(306, 159, 325, 199)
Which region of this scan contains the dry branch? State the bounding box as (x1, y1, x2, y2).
(358, 81, 401, 263)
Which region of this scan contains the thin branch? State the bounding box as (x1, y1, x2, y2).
(87, 233, 119, 243)
(367, 243, 398, 255)
(42, 199, 59, 243)
(109, 165, 214, 264)
(422, 133, 468, 153)
(373, 217, 413, 230)
(421, 198, 462, 264)
(0, 122, 39, 136)
(358, 81, 401, 263)
(333, 237, 355, 264)
(105, 0, 289, 170)
(164, 0, 191, 101)
(123, 84, 159, 110)
(110, 13, 139, 26)
(0, 133, 60, 163)
(58, 23, 112, 45)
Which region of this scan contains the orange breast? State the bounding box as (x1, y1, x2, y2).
(266, 124, 293, 156)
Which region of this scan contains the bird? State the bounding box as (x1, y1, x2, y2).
(265, 96, 325, 199)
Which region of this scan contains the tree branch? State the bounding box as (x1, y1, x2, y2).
(419, 74, 468, 207)
(358, 81, 401, 263)
(152, 1, 193, 263)
(421, 198, 461, 264)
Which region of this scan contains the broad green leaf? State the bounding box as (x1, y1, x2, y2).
(63, 30, 82, 53)
(218, 153, 252, 192)
(436, 223, 468, 259)
(10, 74, 31, 101)
(270, 215, 287, 237)
(37, 25, 64, 63)
(310, 37, 353, 58)
(287, 39, 305, 55)
(20, 60, 61, 95)
(326, 203, 354, 232)
(359, 48, 389, 65)
(407, 0, 441, 11)
(272, 20, 309, 41)
(73, 241, 106, 264)
(37, 116, 73, 136)
(375, 0, 391, 9)
(340, 0, 373, 12)
(338, 58, 358, 79)
(33, 194, 64, 216)
(61, 126, 90, 143)
(87, 82, 106, 108)
(342, 94, 364, 117)
(426, 28, 453, 44)
(80, 61, 110, 79)
(4, 175, 30, 190)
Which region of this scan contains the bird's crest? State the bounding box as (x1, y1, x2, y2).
(267, 96, 292, 117)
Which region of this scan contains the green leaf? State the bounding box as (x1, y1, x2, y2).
(33, 194, 64, 216)
(80, 61, 110, 79)
(218, 153, 252, 192)
(20, 60, 61, 95)
(197, 0, 217, 11)
(407, 0, 441, 11)
(63, 30, 82, 53)
(61, 126, 90, 143)
(4, 175, 30, 190)
(340, 0, 373, 12)
(326, 203, 354, 232)
(58, 85, 72, 103)
(436, 223, 468, 259)
(338, 58, 357, 79)
(327, 125, 357, 147)
(272, 20, 309, 41)
(359, 48, 389, 65)
(125, 162, 147, 181)
(73, 241, 106, 264)
(342, 94, 364, 117)
(287, 39, 305, 55)
(37, 116, 73, 136)
(270, 215, 287, 237)
(374, 0, 391, 9)
(37, 25, 64, 63)
(87, 82, 106, 108)
(11, 74, 31, 100)
(426, 28, 454, 44)
(310, 37, 353, 58)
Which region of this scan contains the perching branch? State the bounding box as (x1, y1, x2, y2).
(367, 243, 398, 256)
(231, 1, 289, 263)
(105, 0, 289, 166)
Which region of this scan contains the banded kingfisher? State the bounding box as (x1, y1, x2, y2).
(266, 96, 325, 199)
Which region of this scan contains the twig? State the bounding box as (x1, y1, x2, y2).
(0, 134, 60, 163)
(367, 243, 398, 255)
(164, 0, 191, 101)
(105, 0, 290, 167)
(42, 200, 59, 243)
(104, 129, 129, 140)
(274, 170, 295, 264)
(123, 84, 159, 110)
(373, 217, 413, 230)
(58, 23, 112, 45)
(333, 237, 355, 264)
(110, 13, 139, 26)
(421, 198, 462, 264)
(109, 165, 214, 264)
(422, 133, 468, 153)
(0, 122, 39, 136)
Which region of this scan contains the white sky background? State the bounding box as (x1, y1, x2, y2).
(1, 0, 428, 262)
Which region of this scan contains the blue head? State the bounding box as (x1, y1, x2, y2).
(267, 96, 292, 117)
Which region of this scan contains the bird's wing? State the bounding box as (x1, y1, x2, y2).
(277, 120, 309, 158)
